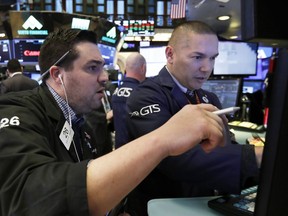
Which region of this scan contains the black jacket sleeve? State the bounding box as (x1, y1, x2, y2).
(0, 89, 90, 216)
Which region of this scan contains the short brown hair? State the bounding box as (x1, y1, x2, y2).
(168, 21, 217, 47)
(7, 59, 22, 73)
(38, 28, 98, 81)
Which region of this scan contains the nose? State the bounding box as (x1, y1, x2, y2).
(99, 69, 109, 86)
(200, 58, 214, 73)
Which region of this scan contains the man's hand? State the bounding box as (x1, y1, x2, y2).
(157, 104, 225, 156)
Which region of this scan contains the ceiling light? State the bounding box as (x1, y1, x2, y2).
(217, 15, 231, 21)
(216, 0, 230, 3)
(229, 35, 238, 39)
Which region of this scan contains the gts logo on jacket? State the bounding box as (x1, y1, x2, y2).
(130, 104, 160, 117)
(113, 87, 133, 98)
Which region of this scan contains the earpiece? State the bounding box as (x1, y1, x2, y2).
(58, 74, 64, 86)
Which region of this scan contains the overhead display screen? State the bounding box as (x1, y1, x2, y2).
(12, 38, 44, 65)
(114, 19, 155, 36)
(0, 39, 12, 66)
(98, 43, 116, 66)
(8, 11, 122, 47)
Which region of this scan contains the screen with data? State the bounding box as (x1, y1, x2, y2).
(0, 40, 12, 66)
(139, 46, 167, 77)
(98, 43, 116, 67)
(202, 78, 242, 109)
(213, 41, 258, 76)
(12, 38, 44, 65)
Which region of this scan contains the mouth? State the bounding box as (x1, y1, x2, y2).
(96, 89, 105, 97)
(196, 77, 207, 81)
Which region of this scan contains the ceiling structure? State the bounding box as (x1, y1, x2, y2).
(186, 0, 242, 40)
(185, 0, 288, 48)
(0, 0, 287, 47)
(126, 0, 242, 43)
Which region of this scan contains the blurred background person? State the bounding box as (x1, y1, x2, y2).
(111, 52, 147, 149)
(0, 58, 39, 94)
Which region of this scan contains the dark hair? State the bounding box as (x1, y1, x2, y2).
(168, 20, 217, 46)
(38, 28, 98, 80)
(7, 59, 22, 73)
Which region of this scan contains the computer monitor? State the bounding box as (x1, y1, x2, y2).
(254, 48, 288, 215)
(98, 43, 116, 67)
(116, 19, 155, 37)
(139, 45, 167, 77)
(0, 39, 12, 66)
(201, 77, 242, 109)
(12, 38, 44, 65)
(30, 72, 41, 83)
(245, 46, 274, 80)
(213, 40, 258, 76)
(23, 71, 42, 84)
(242, 80, 264, 93)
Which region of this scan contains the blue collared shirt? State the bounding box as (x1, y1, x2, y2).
(47, 84, 79, 124)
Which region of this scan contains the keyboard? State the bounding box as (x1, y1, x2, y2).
(228, 121, 265, 132)
(208, 185, 258, 216)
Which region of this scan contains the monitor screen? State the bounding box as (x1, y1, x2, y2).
(120, 41, 139, 52)
(71, 17, 90, 30)
(201, 78, 242, 109)
(254, 48, 288, 215)
(8, 11, 122, 47)
(23, 71, 42, 84)
(242, 80, 264, 94)
(213, 40, 258, 76)
(139, 46, 167, 77)
(98, 43, 116, 67)
(0, 39, 12, 66)
(30, 72, 41, 81)
(12, 38, 44, 65)
(245, 46, 274, 81)
(118, 19, 155, 36)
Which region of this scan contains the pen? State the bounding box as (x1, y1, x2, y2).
(213, 107, 240, 115)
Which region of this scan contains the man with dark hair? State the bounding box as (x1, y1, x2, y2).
(0, 28, 226, 216)
(0, 58, 38, 94)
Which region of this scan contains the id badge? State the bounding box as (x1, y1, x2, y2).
(59, 121, 74, 150)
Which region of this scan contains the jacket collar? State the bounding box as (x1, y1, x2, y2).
(157, 67, 211, 106)
(10, 72, 22, 77)
(38, 84, 66, 132)
(157, 67, 189, 107)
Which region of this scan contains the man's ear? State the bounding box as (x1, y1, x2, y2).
(49, 66, 62, 83)
(166, 46, 174, 64)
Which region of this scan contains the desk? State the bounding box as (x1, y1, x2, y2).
(147, 129, 265, 216)
(148, 197, 224, 216)
(231, 128, 266, 144)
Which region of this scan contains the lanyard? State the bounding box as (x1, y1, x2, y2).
(185, 90, 201, 104)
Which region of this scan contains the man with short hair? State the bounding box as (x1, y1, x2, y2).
(112, 52, 147, 148)
(123, 21, 263, 215)
(0, 58, 39, 94)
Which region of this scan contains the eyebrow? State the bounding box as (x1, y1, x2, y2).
(193, 52, 219, 58)
(88, 59, 106, 66)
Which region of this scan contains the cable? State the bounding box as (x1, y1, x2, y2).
(59, 75, 81, 162)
